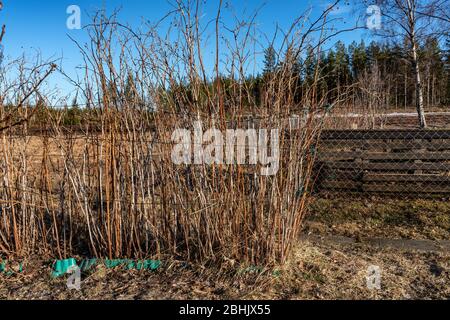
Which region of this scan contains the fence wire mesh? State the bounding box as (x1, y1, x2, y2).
(315, 129, 450, 197)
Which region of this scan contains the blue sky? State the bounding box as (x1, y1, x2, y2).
(0, 0, 368, 98)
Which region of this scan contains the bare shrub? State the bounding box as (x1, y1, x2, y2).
(0, 2, 348, 266)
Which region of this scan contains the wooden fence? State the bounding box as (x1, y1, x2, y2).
(316, 130, 450, 195)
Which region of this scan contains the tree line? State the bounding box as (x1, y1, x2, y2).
(260, 37, 450, 113)
(28, 37, 450, 128)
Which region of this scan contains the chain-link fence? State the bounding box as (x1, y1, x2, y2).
(315, 129, 450, 197)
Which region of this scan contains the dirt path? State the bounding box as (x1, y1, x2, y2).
(301, 233, 450, 253)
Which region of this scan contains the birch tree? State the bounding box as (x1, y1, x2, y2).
(367, 0, 450, 128)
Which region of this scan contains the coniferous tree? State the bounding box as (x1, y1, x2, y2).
(263, 45, 277, 75)
(350, 41, 368, 79)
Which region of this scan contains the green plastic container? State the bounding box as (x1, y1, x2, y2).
(49, 258, 161, 277)
(104, 259, 161, 270)
(129, 260, 161, 271)
(0, 261, 23, 275)
(52, 258, 78, 278)
(104, 259, 127, 269)
(79, 259, 98, 272)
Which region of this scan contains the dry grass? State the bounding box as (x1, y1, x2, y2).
(306, 196, 450, 240)
(274, 241, 449, 300)
(1, 197, 449, 300)
(1, 240, 448, 300)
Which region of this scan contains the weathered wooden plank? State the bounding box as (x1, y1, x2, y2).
(316, 130, 450, 195)
(320, 180, 361, 190)
(319, 152, 361, 161)
(321, 130, 450, 140)
(319, 151, 450, 161)
(317, 169, 363, 181)
(319, 140, 450, 150)
(324, 162, 450, 171)
(363, 183, 450, 194)
(366, 152, 450, 160)
(363, 173, 450, 183)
